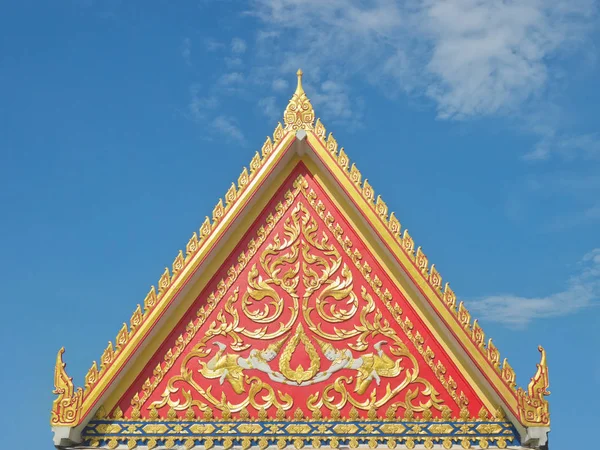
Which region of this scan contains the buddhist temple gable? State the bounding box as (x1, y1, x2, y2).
(51, 70, 550, 449)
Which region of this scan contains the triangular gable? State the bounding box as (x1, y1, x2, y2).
(51, 70, 550, 450)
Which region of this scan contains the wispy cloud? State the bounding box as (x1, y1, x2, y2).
(204, 37, 225, 52)
(272, 78, 288, 92)
(218, 72, 245, 86)
(258, 96, 279, 121)
(181, 37, 191, 65)
(188, 84, 218, 121)
(231, 37, 247, 54)
(524, 132, 600, 161)
(249, 0, 596, 148)
(212, 115, 245, 143)
(471, 249, 600, 327)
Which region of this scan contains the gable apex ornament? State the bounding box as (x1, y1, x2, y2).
(283, 69, 315, 131)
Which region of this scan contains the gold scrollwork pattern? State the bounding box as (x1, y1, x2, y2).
(301, 185, 469, 411)
(128, 177, 306, 412)
(149, 200, 444, 418)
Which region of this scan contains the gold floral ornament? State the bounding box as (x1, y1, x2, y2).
(283, 69, 315, 132)
(517, 346, 550, 426)
(51, 348, 83, 425)
(279, 323, 321, 384)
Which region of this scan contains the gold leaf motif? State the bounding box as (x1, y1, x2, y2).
(203, 408, 213, 420)
(157, 268, 171, 296)
(115, 323, 129, 351)
(276, 407, 286, 421)
(471, 320, 485, 349)
(238, 167, 249, 190)
(127, 438, 137, 449)
(457, 302, 471, 329)
(429, 264, 442, 291)
(402, 229, 415, 258)
(130, 304, 143, 332)
(204, 437, 214, 449)
(212, 199, 225, 224)
(240, 407, 250, 421)
(184, 438, 195, 450)
(375, 195, 388, 220)
(147, 438, 157, 450)
(100, 342, 114, 371)
(348, 163, 361, 185)
(442, 283, 456, 310)
(143, 286, 157, 312)
(368, 407, 378, 421)
(273, 123, 284, 143)
(330, 407, 341, 420)
(315, 118, 326, 139)
(487, 339, 501, 370)
(172, 250, 185, 277)
(149, 406, 159, 421)
(262, 137, 273, 158)
(388, 212, 401, 236)
(258, 407, 268, 421)
(338, 149, 349, 171)
(250, 152, 261, 175)
(112, 406, 123, 420)
(131, 407, 140, 421)
(501, 359, 517, 389)
(84, 361, 99, 392)
(415, 247, 428, 274)
(387, 438, 397, 449)
(477, 407, 489, 421)
(326, 133, 338, 154)
(362, 179, 374, 203)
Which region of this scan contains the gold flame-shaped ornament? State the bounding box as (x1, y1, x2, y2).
(283, 69, 315, 132)
(279, 323, 321, 384)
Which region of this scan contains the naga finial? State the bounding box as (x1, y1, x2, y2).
(516, 346, 550, 427)
(51, 347, 83, 425)
(283, 69, 315, 132)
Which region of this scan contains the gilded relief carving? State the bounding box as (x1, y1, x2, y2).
(149, 201, 443, 417)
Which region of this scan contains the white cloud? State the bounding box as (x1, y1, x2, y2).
(258, 96, 279, 121)
(272, 78, 288, 92)
(250, 0, 595, 146)
(212, 115, 245, 143)
(524, 132, 600, 161)
(204, 38, 225, 52)
(231, 37, 247, 54)
(470, 249, 600, 327)
(225, 56, 244, 68)
(188, 85, 218, 121)
(218, 72, 245, 86)
(181, 37, 191, 65)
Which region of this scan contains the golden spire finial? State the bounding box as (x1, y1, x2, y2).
(283, 69, 314, 131)
(296, 69, 305, 94)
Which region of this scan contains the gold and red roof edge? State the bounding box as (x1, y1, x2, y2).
(52, 70, 549, 435)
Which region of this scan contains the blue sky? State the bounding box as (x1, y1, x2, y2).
(0, 1, 599, 448)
